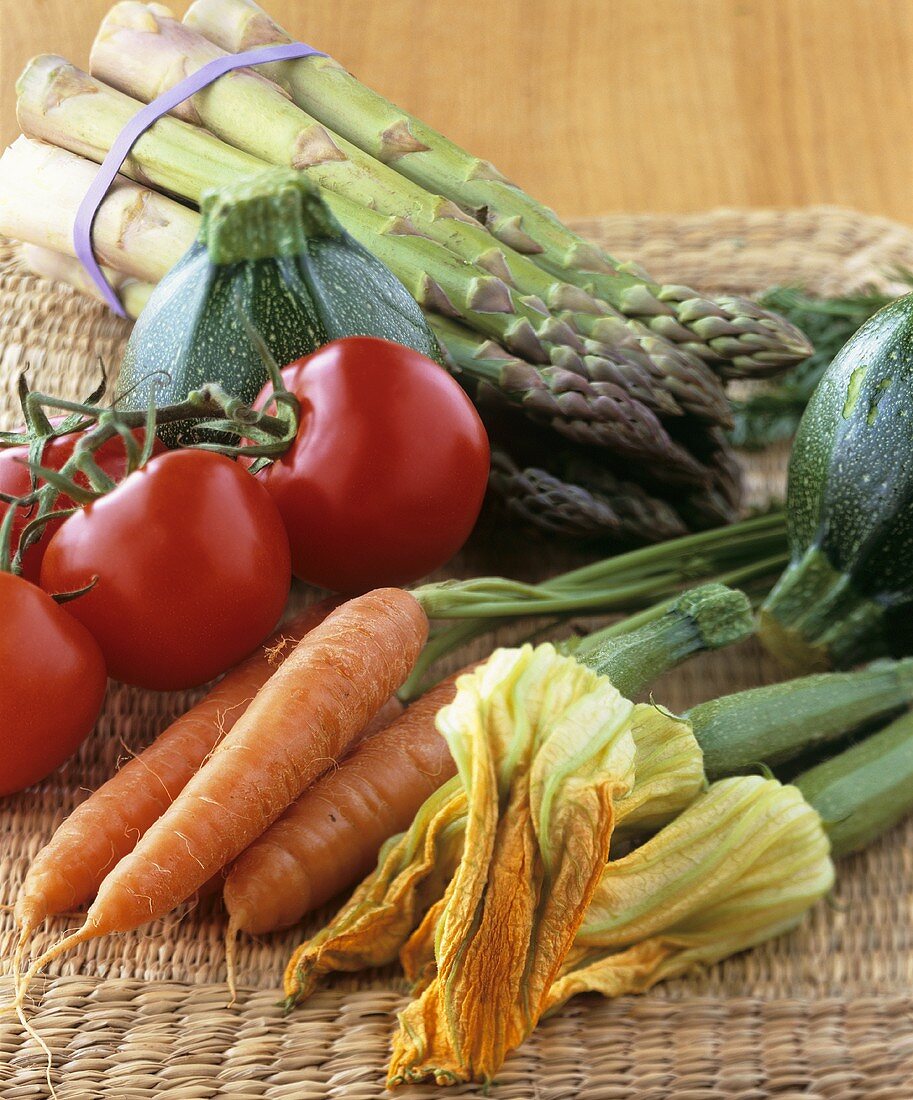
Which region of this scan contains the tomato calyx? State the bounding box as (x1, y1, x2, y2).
(47, 574, 101, 604)
(0, 360, 300, 578)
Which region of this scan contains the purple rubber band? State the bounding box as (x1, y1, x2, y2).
(73, 42, 326, 318)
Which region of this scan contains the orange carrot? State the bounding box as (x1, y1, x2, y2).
(198, 693, 404, 904)
(14, 599, 340, 949)
(223, 667, 468, 939)
(22, 589, 427, 986)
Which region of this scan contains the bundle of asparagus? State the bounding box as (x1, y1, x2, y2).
(0, 1, 809, 544)
(183, 0, 811, 381)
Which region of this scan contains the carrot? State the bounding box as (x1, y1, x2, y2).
(223, 666, 469, 940)
(14, 598, 341, 952)
(198, 694, 405, 902)
(20, 589, 427, 991)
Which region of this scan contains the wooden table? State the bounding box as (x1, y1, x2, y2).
(3, 0, 913, 225)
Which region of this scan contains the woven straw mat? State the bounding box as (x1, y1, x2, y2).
(1, 207, 912, 1099)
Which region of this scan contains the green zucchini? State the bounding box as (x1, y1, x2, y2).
(794, 707, 913, 858)
(115, 168, 440, 442)
(759, 293, 913, 671)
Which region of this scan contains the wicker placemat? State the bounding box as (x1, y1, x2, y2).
(1, 208, 912, 1098)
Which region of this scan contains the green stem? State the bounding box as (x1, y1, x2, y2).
(407, 561, 770, 701)
(0, 381, 297, 575)
(201, 169, 341, 265)
(546, 513, 786, 592)
(399, 618, 503, 702)
(758, 547, 888, 672)
(573, 583, 754, 697)
(411, 516, 787, 619)
(795, 708, 913, 857)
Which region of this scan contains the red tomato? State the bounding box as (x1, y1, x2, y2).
(40, 450, 291, 691)
(255, 337, 490, 591)
(0, 571, 107, 796)
(0, 425, 165, 582)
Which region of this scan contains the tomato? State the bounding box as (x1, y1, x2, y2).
(0, 571, 107, 797)
(0, 425, 165, 582)
(40, 450, 291, 691)
(255, 337, 490, 592)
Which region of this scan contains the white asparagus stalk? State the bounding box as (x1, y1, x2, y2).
(0, 136, 197, 283)
(19, 242, 152, 318)
(16, 55, 266, 204)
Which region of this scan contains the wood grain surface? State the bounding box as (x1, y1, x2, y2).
(2, 0, 912, 224)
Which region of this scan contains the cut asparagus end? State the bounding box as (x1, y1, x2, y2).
(16, 55, 267, 202)
(0, 136, 199, 285)
(19, 242, 153, 319)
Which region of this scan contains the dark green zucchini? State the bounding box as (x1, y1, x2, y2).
(115, 168, 440, 443)
(759, 293, 913, 671)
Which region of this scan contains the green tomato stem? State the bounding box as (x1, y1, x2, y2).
(0, 378, 299, 576)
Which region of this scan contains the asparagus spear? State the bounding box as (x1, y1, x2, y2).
(433, 313, 680, 421)
(0, 136, 197, 285)
(89, 3, 730, 430)
(0, 138, 717, 495)
(18, 242, 153, 318)
(487, 448, 690, 543)
(184, 0, 812, 377)
(15, 59, 715, 483)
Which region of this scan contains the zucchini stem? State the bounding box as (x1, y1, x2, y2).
(573, 583, 754, 697)
(759, 547, 888, 672)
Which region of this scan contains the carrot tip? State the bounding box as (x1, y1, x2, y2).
(225, 916, 240, 1008)
(9, 943, 61, 1100)
(18, 923, 96, 1004)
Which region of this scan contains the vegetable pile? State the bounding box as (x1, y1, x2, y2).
(3, 0, 913, 1091)
(0, 0, 817, 546)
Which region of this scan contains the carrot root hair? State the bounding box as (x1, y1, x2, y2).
(0, 921, 38, 1018)
(6, 925, 63, 1100)
(225, 914, 241, 1008)
(17, 923, 97, 1005)
(14, 996, 59, 1100)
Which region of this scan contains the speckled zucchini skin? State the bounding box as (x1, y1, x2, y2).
(115, 171, 440, 444)
(760, 294, 913, 670)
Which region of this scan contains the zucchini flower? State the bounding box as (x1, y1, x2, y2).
(386, 644, 692, 1087)
(284, 647, 702, 1010)
(546, 775, 834, 1013)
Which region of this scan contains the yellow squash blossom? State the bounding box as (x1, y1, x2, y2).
(546, 775, 834, 1012)
(284, 649, 702, 1008)
(386, 644, 691, 1087)
(283, 775, 466, 1003)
